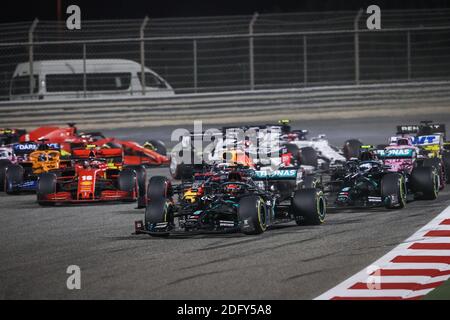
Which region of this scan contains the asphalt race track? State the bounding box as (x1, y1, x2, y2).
(1, 113, 450, 299)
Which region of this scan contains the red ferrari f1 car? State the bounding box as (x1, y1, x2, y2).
(36, 148, 146, 206)
(20, 123, 169, 166)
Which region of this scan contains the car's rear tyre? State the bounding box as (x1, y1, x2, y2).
(147, 176, 172, 202)
(37, 172, 57, 206)
(238, 196, 267, 235)
(118, 169, 137, 200)
(411, 166, 439, 200)
(144, 199, 173, 236)
(423, 158, 445, 189)
(300, 147, 318, 167)
(0, 159, 12, 192)
(443, 151, 450, 183)
(291, 188, 326, 225)
(4, 164, 23, 195)
(381, 173, 406, 209)
(126, 165, 147, 208)
(144, 139, 167, 156)
(343, 139, 363, 160)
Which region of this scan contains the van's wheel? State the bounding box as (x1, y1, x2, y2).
(147, 176, 172, 202)
(118, 169, 137, 201)
(381, 173, 406, 209)
(423, 158, 445, 189)
(125, 165, 147, 208)
(144, 139, 167, 156)
(4, 164, 23, 195)
(144, 199, 173, 236)
(300, 147, 318, 167)
(0, 159, 12, 192)
(411, 166, 439, 200)
(284, 144, 300, 165)
(37, 172, 57, 206)
(291, 188, 326, 225)
(238, 196, 267, 235)
(343, 139, 362, 160)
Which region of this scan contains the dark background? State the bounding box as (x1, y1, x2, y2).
(1, 0, 450, 22)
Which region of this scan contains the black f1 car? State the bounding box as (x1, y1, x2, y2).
(135, 164, 326, 236)
(315, 155, 438, 210)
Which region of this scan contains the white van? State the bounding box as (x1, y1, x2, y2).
(9, 59, 175, 100)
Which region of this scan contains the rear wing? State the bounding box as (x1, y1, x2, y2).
(72, 148, 123, 160)
(397, 122, 446, 139)
(12, 142, 39, 155)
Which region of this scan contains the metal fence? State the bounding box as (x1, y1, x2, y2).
(1, 9, 450, 101)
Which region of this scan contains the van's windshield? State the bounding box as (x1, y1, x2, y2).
(10, 75, 38, 95)
(138, 72, 167, 89)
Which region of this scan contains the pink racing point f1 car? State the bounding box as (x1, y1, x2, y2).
(36, 148, 140, 206)
(377, 138, 440, 201)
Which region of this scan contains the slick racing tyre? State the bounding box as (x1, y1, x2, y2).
(144, 139, 167, 156)
(144, 199, 173, 236)
(343, 139, 363, 160)
(291, 188, 326, 225)
(147, 176, 172, 202)
(125, 165, 147, 208)
(238, 196, 267, 235)
(443, 151, 450, 183)
(381, 173, 406, 209)
(4, 164, 23, 195)
(300, 147, 318, 168)
(411, 166, 439, 200)
(37, 172, 57, 206)
(118, 169, 137, 201)
(423, 158, 445, 189)
(0, 159, 12, 192)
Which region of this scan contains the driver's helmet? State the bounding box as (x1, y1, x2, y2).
(360, 150, 377, 161)
(143, 141, 155, 150)
(397, 138, 410, 146)
(82, 160, 90, 169)
(90, 160, 101, 168)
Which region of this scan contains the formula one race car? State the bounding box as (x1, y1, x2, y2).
(36, 148, 143, 205)
(2, 142, 71, 194)
(267, 120, 350, 168)
(169, 127, 302, 179)
(20, 123, 169, 166)
(395, 120, 450, 183)
(316, 147, 439, 210)
(134, 163, 325, 237)
(380, 136, 445, 189)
